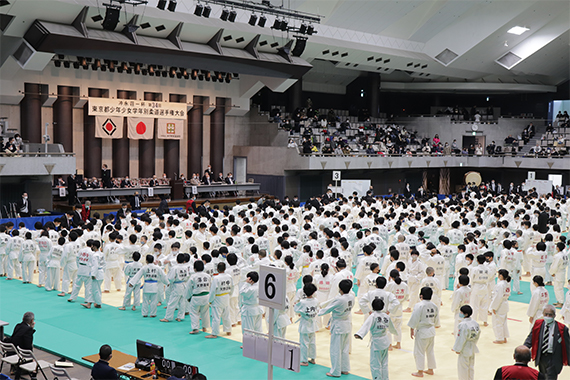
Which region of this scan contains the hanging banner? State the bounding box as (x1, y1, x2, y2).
(95, 116, 124, 139)
(157, 119, 184, 140)
(128, 117, 155, 140)
(88, 98, 187, 120)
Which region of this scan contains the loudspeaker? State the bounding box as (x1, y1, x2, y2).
(292, 39, 307, 57)
(102, 7, 120, 31)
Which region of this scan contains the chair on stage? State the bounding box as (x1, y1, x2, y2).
(49, 365, 79, 380)
(17, 348, 50, 380)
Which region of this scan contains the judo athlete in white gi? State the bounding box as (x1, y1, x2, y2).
(239, 271, 264, 334)
(46, 237, 65, 291)
(490, 269, 511, 344)
(5, 230, 23, 280)
(19, 232, 37, 283)
(355, 298, 398, 380)
(206, 262, 234, 338)
(451, 275, 471, 336)
(452, 305, 481, 380)
(103, 232, 122, 292)
(187, 260, 212, 334)
(82, 240, 105, 309)
(36, 230, 52, 287)
(68, 240, 94, 304)
(294, 283, 319, 366)
(0, 225, 10, 277)
(119, 252, 142, 310)
(59, 231, 81, 296)
(161, 254, 190, 322)
(318, 279, 355, 377)
(550, 242, 568, 308)
(470, 255, 490, 326)
(129, 254, 168, 317)
(408, 286, 439, 377)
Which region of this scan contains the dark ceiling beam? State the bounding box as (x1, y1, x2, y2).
(71, 6, 88, 37)
(244, 34, 260, 59)
(208, 29, 224, 55)
(167, 22, 183, 50)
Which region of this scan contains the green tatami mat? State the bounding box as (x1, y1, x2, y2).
(0, 280, 367, 380)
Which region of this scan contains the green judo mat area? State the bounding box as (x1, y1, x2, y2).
(0, 279, 367, 380)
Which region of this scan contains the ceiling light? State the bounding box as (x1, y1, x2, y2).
(140, 22, 151, 29)
(248, 14, 258, 26)
(91, 14, 103, 22)
(225, 73, 231, 83)
(258, 15, 266, 27)
(228, 10, 237, 22)
(507, 26, 529, 35)
(202, 5, 211, 17)
(280, 20, 288, 31)
(194, 3, 203, 16)
(272, 19, 282, 30)
(73, 62, 80, 69)
(221, 9, 230, 21)
(167, 0, 177, 12)
(307, 25, 314, 35)
(299, 24, 307, 34)
(157, 0, 167, 10)
(155, 25, 166, 31)
(191, 69, 198, 80)
(63, 61, 70, 68)
(54, 60, 61, 68)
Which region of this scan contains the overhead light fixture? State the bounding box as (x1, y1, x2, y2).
(299, 24, 307, 34)
(507, 26, 529, 35)
(140, 22, 151, 29)
(91, 14, 103, 22)
(73, 62, 80, 69)
(63, 61, 70, 68)
(217, 72, 223, 81)
(191, 69, 198, 80)
(220, 9, 230, 21)
(272, 19, 282, 30)
(155, 24, 166, 31)
(225, 73, 231, 83)
(54, 60, 62, 67)
(149, 65, 155, 75)
(169, 67, 176, 78)
(202, 5, 211, 17)
(108, 61, 115, 72)
(280, 20, 288, 31)
(194, 3, 203, 16)
(248, 14, 258, 26)
(307, 25, 314, 35)
(157, 0, 167, 10)
(167, 0, 177, 12)
(122, 62, 128, 71)
(504, 40, 509, 47)
(228, 10, 237, 22)
(258, 15, 266, 27)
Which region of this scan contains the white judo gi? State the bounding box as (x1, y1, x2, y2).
(407, 299, 439, 372)
(187, 271, 212, 331)
(490, 279, 510, 341)
(452, 317, 481, 380)
(18, 239, 37, 283)
(69, 247, 94, 302)
(294, 297, 319, 363)
(209, 272, 234, 336)
(239, 282, 263, 334)
(163, 264, 190, 321)
(122, 261, 142, 308)
(129, 263, 168, 317)
(355, 311, 397, 380)
(46, 244, 63, 291)
(37, 236, 52, 286)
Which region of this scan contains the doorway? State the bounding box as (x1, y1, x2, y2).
(233, 157, 247, 184)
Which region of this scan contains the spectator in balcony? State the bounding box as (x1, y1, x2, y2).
(432, 134, 440, 147)
(13, 133, 23, 151)
(527, 122, 535, 137)
(302, 137, 313, 154)
(461, 147, 469, 156)
(4, 137, 17, 155)
(546, 123, 554, 133)
(421, 142, 431, 156)
(339, 119, 350, 133)
(270, 108, 281, 123)
(486, 141, 496, 155)
(474, 111, 481, 123)
(443, 142, 452, 156)
(365, 145, 376, 155)
(327, 109, 337, 124)
(504, 135, 516, 145)
(287, 139, 298, 148)
(522, 128, 530, 144)
(555, 111, 564, 126)
(468, 144, 475, 156)
(451, 139, 460, 154)
(475, 144, 483, 156)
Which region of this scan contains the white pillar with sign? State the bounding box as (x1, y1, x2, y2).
(332, 171, 341, 198)
(242, 265, 300, 379)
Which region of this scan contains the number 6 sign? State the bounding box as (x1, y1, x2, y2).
(258, 265, 287, 310)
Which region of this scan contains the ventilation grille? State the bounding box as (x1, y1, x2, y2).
(496, 52, 522, 70)
(434, 48, 458, 66)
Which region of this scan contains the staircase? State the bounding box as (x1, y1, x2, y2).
(519, 125, 547, 155)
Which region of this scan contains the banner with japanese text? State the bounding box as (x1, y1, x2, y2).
(157, 119, 184, 140)
(127, 117, 154, 140)
(95, 116, 124, 139)
(88, 98, 187, 120)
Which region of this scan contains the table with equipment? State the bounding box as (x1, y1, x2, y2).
(53, 186, 172, 198)
(184, 183, 260, 197)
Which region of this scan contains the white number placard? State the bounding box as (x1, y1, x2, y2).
(332, 171, 341, 181)
(258, 265, 286, 310)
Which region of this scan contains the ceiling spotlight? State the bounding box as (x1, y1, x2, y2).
(167, 0, 177, 12)
(205, 72, 211, 81)
(140, 22, 151, 29)
(122, 62, 128, 71)
(141, 69, 147, 75)
(194, 3, 203, 16)
(228, 10, 237, 22)
(93, 59, 102, 70)
(280, 20, 288, 31)
(211, 73, 218, 82)
(248, 14, 258, 26)
(157, 0, 167, 10)
(217, 72, 223, 81)
(169, 67, 176, 78)
(191, 69, 198, 80)
(54, 60, 61, 67)
(91, 14, 103, 22)
(258, 15, 266, 27)
(134, 63, 141, 74)
(202, 5, 211, 17)
(149, 65, 155, 75)
(272, 19, 282, 30)
(108, 61, 115, 72)
(73, 62, 80, 69)
(63, 61, 70, 68)
(161, 70, 168, 77)
(307, 25, 314, 35)
(299, 24, 307, 34)
(155, 25, 166, 31)
(220, 9, 230, 21)
(507, 26, 529, 35)
(225, 73, 231, 83)
(101, 65, 107, 72)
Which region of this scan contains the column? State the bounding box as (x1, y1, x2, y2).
(113, 90, 130, 178)
(439, 168, 450, 194)
(163, 94, 180, 180)
(210, 97, 225, 176)
(19, 83, 42, 143)
(139, 93, 156, 178)
(368, 72, 380, 118)
(53, 86, 74, 153)
(188, 96, 203, 176)
(83, 88, 103, 178)
(288, 78, 302, 113)
(422, 169, 428, 190)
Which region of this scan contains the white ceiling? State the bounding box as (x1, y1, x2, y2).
(1, 0, 568, 92)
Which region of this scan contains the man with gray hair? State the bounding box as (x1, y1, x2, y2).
(494, 345, 545, 379)
(9, 312, 35, 350)
(524, 305, 570, 380)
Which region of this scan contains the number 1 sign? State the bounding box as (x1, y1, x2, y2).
(258, 265, 287, 310)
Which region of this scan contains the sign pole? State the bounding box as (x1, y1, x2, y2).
(267, 307, 274, 380)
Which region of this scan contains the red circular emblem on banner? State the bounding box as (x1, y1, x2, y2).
(136, 122, 146, 134)
(105, 122, 114, 132)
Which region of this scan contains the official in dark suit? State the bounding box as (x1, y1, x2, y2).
(102, 164, 112, 188)
(66, 174, 77, 205)
(157, 196, 170, 215)
(129, 192, 143, 210)
(16, 193, 31, 217)
(537, 208, 549, 234)
(91, 345, 118, 380)
(120, 176, 133, 188)
(524, 305, 570, 380)
(290, 196, 300, 207)
(10, 312, 35, 350)
(403, 183, 412, 198)
(196, 200, 210, 217)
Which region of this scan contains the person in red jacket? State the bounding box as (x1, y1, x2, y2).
(524, 305, 570, 380)
(494, 346, 545, 380)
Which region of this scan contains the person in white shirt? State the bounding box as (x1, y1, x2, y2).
(129, 254, 168, 318)
(187, 260, 212, 334)
(294, 283, 319, 366)
(451, 275, 471, 336)
(408, 286, 439, 377)
(6, 230, 24, 280)
(119, 252, 142, 311)
(490, 269, 511, 344)
(354, 298, 397, 380)
(36, 230, 52, 288)
(18, 232, 37, 284)
(359, 276, 400, 316)
(314, 263, 333, 330)
(83, 240, 105, 309)
(405, 250, 426, 312)
(46, 237, 65, 291)
(452, 305, 481, 380)
(68, 240, 94, 304)
(470, 255, 490, 326)
(103, 232, 122, 292)
(386, 269, 408, 350)
(285, 255, 300, 319)
(161, 254, 190, 322)
(0, 225, 10, 277)
(206, 262, 234, 338)
(549, 242, 568, 307)
(239, 271, 264, 335)
(318, 279, 355, 378)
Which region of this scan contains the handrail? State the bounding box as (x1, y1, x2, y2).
(297, 152, 569, 158)
(0, 152, 76, 157)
